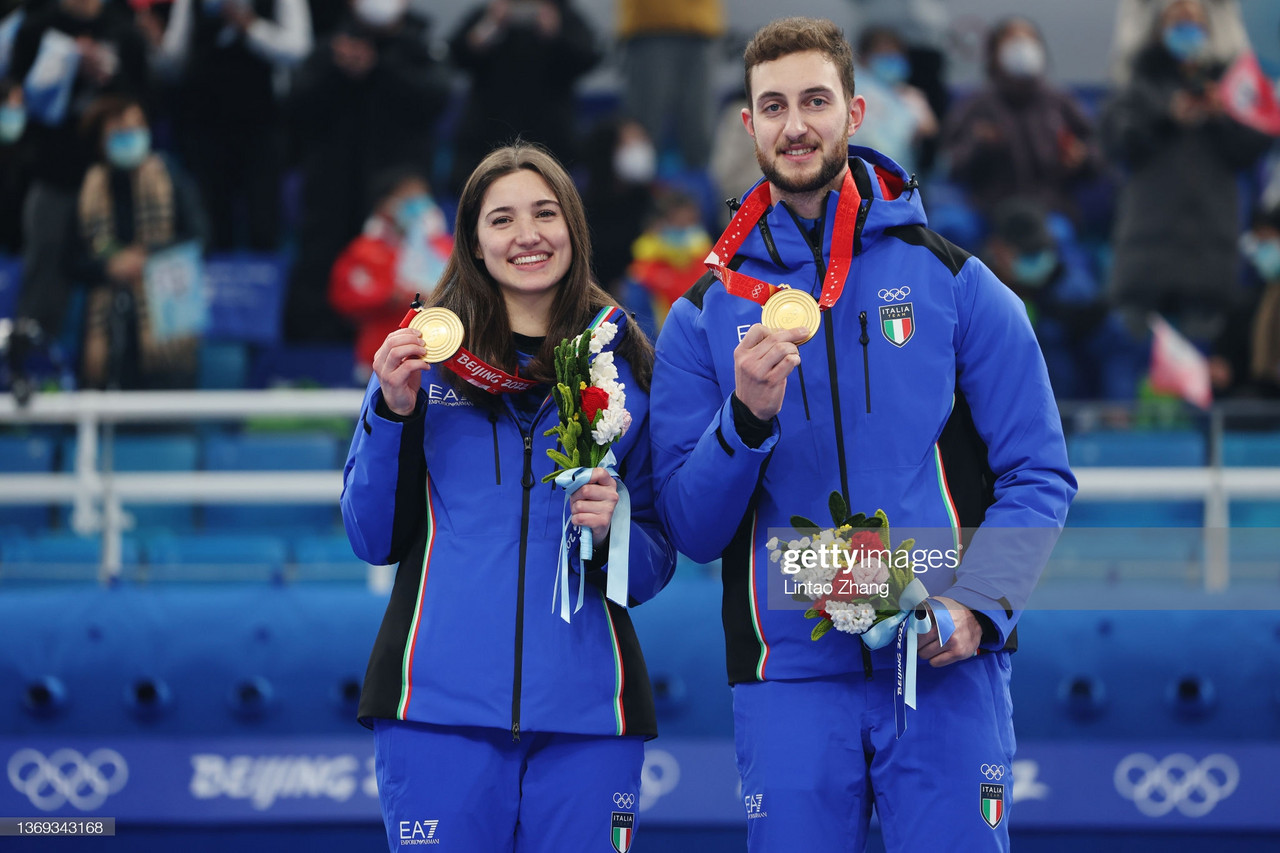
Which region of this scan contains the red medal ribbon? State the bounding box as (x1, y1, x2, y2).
(705, 169, 861, 311)
(441, 348, 540, 395)
(398, 309, 540, 395)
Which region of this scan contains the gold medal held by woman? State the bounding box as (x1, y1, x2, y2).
(761, 286, 821, 343)
(408, 307, 464, 363)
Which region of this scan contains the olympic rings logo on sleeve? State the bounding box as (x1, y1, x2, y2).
(981, 764, 1006, 780)
(7, 748, 129, 811)
(613, 792, 635, 809)
(1113, 753, 1239, 818)
(878, 287, 911, 302)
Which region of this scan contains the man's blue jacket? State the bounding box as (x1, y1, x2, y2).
(651, 145, 1077, 683)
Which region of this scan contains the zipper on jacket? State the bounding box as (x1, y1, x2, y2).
(489, 411, 502, 485)
(796, 363, 811, 420)
(861, 643, 873, 679)
(824, 319, 851, 507)
(858, 311, 871, 413)
(512, 430, 535, 742)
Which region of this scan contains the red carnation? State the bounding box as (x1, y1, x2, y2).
(844, 530, 886, 566)
(581, 386, 610, 422)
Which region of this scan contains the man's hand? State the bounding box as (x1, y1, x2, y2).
(733, 324, 808, 421)
(372, 327, 430, 416)
(917, 595, 984, 667)
(569, 467, 619, 543)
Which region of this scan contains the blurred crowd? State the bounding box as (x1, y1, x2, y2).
(1, 0, 1279, 405)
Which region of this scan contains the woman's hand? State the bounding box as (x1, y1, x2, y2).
(570, 467, 618, 544)
(372, 327, 430, 416)
(106, 246, 147, 285)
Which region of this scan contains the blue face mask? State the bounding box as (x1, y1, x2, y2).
(1247, 238, 1280, 281)
(868, 53, 910, 87)
(659, 225, 707, 250)
(394, 194, 435, 233)
(1163, 22, 1207, 61)
(0, 105, 26, 144)
(105, 127, 151, 170)
(1012, 249, 1058, 288)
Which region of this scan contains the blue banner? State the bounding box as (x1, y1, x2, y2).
(204, 254, 287, 344)
(2, 737, 1277, 830)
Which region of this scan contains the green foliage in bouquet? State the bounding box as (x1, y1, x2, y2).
(789, 491, 918, 641)
(542, 331, 608, 482)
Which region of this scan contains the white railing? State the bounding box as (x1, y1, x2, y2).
(0, 390, 361, 579)
(2, 391, 1278, 589)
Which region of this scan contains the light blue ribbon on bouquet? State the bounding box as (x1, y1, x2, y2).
(551, 448, 631, 623)
(859, 578, 955, 737)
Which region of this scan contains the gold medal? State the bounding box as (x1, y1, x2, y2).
(761, 287, 821, 343)
(409, 307, 464, 363)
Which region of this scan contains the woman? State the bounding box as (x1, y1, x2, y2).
(76, 94, 208, 389)
(341, 142, 675, 852)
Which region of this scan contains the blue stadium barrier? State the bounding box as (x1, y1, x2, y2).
(1066, 429, 1206, 467)
(0, 533, 140, 583)
(142, 533, 289, 584)
(197, 341, 251, 390)
(1065, 500, 1205, 528)
(1046, 527, 1202, 583)
(1, 586, 1279, 851)
(202, 432, 341, 531)
(290, 532, 369, 583)
(1222, 431, 1280, 466)
(99, 433, 201, 532)
(629, 574, 732, 739)
(0, 434, 55, 530)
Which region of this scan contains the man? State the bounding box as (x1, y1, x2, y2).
(650, 17, 1076, 852)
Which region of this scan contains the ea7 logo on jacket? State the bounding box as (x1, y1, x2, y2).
(879, 303, 915, 347)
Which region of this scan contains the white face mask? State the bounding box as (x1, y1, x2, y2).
(613, 141, 656, 184)
(354, 0, 406, 28)
(998, 37, 1046, 78)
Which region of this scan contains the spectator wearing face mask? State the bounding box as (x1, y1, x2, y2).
(447, 0, 601, 197)
(983, 198, 1144, 402)
(144, 0, 312, 252)
(283, 0, 449, 345)
(328, 167, 452, 379)
(75, 93, 208, 389)
(619, 188, 710, 338)
(581, 116, 656, 296)
(853, 25, 937, 180)
(1111, 0, 1250, 86)
(941, 16, 1103, 224)
(1101, 0, 1271, 342)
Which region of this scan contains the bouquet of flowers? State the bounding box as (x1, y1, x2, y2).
(767, 491, 917, 641)
(542, 316, 631, 482)
(543, 309, 634, 622)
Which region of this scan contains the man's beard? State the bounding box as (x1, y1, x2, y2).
(756, 140, 848, 195)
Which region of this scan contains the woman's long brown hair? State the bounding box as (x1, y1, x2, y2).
(427, 141, 654, 406)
